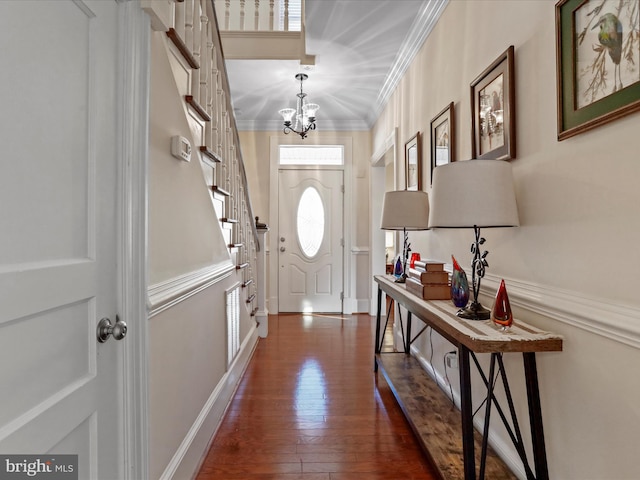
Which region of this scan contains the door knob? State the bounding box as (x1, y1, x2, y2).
(97, 315, 128, 343)
(280, 246, 286, 252)
(280, 237, 285, 242)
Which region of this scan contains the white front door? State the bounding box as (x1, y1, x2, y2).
(278, 169, 343, 313)
(0, 1, 123, 478)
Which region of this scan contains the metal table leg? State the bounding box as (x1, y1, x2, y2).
(374, 286, 382, 371)
(524, 352, 549, 480)
(459, 346, 476, 480)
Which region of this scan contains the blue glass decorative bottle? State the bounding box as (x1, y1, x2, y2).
(394, 256, 403, 278)
(451, 255, 470, 309)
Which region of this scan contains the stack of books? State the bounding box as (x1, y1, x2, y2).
(405, 260, 451, 300)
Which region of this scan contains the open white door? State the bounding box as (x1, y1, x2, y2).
(0, 1, 123, 478)
(278, 169, 344, 313)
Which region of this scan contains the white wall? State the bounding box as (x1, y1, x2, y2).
(148, 32, 231, 285)
(147, 32, 259, 479)
(372, 1, 640, 478)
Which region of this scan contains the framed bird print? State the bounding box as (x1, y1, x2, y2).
(470, 45, 515, 160)
(556, 0, 640, 140)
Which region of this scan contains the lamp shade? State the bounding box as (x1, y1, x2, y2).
(428, 160, 519, 229)
(380, 190, 430, 231)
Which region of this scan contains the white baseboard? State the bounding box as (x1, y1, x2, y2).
(356, 298, 370, 313)
(158, 325, 260, 480)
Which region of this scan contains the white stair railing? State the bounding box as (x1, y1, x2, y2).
(215, 0, 301, 32)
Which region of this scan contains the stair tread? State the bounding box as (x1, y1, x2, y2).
(166, 28, 199, 69)
(185, 95, 211, 122)
(211, 185, 231, 197)
(200, 146, 222, 163)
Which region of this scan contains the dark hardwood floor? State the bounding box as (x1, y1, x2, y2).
(196, 313, 439, 480)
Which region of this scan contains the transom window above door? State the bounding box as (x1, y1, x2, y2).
(279, 145, 344, 166)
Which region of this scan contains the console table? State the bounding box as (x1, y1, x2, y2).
(374, 275, 562, 480)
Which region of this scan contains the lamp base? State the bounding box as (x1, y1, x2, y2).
(457, 301, 490, 320)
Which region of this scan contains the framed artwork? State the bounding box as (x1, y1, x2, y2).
(556, 0, 640, 140)
(405, 132, 421, 191)
(430, 102, 455, 183)
(470, 45, 516, 160)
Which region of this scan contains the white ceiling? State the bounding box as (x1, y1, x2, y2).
(225, 0, 447, 132)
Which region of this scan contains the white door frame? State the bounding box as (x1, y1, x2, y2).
(118, 3, 150, 479)
(268, 135, 354, 314)
(369, 128, 398, 315)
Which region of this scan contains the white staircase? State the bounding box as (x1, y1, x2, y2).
(144, 0, 261, 318)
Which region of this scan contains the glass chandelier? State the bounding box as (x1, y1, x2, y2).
(278, 73, 319, 139)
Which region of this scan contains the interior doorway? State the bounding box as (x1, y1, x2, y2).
(369, 129, 398, 314)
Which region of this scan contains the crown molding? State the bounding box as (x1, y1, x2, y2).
(369, 0, 449, 126)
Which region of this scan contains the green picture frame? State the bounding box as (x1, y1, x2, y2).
(556, 0, 640, 140)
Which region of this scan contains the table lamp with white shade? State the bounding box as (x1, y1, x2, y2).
(380, 190, 430, 283)
(428, 160, 519, 319)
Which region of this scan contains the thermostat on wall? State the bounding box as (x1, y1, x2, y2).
(171, 135, 191, 162)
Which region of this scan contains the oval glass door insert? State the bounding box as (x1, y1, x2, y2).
(297, 186, 324, 258)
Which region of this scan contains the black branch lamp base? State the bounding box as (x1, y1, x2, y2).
(457, 301, 491, 320)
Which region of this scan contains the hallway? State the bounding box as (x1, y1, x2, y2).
(196, 313, 438, 479)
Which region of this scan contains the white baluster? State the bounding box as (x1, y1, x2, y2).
(269, 0, 274, 31)
(205, 38, 215, 147)
(175, 0, 185, 39)
(217, 75, 224, 158)
(224, 0, 230, 30)
(193, 0, 201, 63)
(185, 0, 194, 55)
(283, 0, 289, 31)
(199, 1, 209, 109)
(255, 0, 260, 30)
(239, 0, 245, 30)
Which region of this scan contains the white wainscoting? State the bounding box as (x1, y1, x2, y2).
(159, 325, 259, 480)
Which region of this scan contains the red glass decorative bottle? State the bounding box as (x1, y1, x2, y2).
(491, 279, 513, 330)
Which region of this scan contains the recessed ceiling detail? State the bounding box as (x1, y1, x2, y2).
(225, 0, 448, 132)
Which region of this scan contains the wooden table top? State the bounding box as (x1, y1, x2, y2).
(375, 275, 563, 353)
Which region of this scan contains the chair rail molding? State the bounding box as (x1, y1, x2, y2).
(480, 274, 640, 349)
(148, 261, 235, 317)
